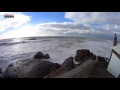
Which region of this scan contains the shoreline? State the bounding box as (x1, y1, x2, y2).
(0, 37, 112, 72)
(0, 49, 110, 78)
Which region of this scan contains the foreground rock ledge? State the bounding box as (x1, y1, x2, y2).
(2, 59, 61, 78)
(1, 49, 109, 78)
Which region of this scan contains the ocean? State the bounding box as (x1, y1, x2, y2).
(0, 36, 113, 71)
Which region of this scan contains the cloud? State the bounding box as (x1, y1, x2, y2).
(0, 25, 36, 39)
(64, 12, 120, 35)
(36, 21, 120, 35)
(0, 23, 66, 39)
(35, 22, 89, 30)
(65, 12, 120, 25)
(1, 21, 120, 39)
(0, 12, 31, 32)
(0, 12, 120, 39)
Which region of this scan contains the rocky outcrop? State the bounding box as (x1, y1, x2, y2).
(44, 54, 50, 59)
(33, 52, 45, 59)
(75, 49, 93, 64)
(2, 64, 18, 78)
(33, 52, 50, 59)
(1, 49, 110, 78)
(2, 59, 61, 78)
(44, 57, 75, 78)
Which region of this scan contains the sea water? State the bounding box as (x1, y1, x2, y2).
(0, 37, 113, 71)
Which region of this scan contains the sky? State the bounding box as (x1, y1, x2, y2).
(0, 12, 120, 40)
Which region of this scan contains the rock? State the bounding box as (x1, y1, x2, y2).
(61, 57, 74, 68)
(9, 63, 14, 67)
(75, 49, 90, 61)
(34, 52, 50, 59)
(75, 49, 91, 62)
(0, 68, 2, 74)
(44, 54, 50, 59)
(44, 57, 75, 78)
(2, 64, 18, 78)
(83, 52, 93, 60)
(93, 54, 96, 60)
(96, 56, 109, 69)
(33, 52, 45, 59)
(2, 59, 61, 78)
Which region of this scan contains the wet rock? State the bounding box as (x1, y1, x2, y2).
(9, 63, 14, 67)
(2, 64, 18, 78)
(44, 54, 50, 59)
(34, 52, 45, 59)
(61, 57, 74, 68)
(2, 59, 61, 78)
(44, 57, 75, 78)
(75, 49, 92, 62)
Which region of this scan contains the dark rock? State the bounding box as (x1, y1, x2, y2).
(9, 64, 14, 67)
(61, 57, 74, 68)
(2, 64, 18, 78)
(75, 49, 90, 61)
(2, 59, 61, 78)
(96, 56, 109, 69)
(0, 68, 2, 74)
(93, 54, 96, 60)
(34, 52, 45, 59)
(44, 54, 50, 59)
(75, 49, 91, 63)
(44, 57, 75, 78)
(83, 52, 93, 60)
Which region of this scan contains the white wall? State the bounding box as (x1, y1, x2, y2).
(107, 53, 120, 78)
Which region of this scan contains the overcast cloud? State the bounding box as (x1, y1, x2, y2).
(0, 12, 120, 39)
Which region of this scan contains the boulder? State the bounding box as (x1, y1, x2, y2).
(9, 63, 14, 67)
(44, 57, 75, 78)
(33, 52, 45, 59)
(0, 68, 2, 74)
(2, 64, 18, 78)
(44, 54, 50, 59)
(75, 49, 91, 62)
(2, 59, 61, 78)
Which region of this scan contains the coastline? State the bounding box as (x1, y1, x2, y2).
(0, 37, 113, 78)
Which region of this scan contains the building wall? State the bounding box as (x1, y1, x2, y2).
(107, 53, 120, 78)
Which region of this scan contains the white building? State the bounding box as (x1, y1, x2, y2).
(107, 43, 120, 78)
